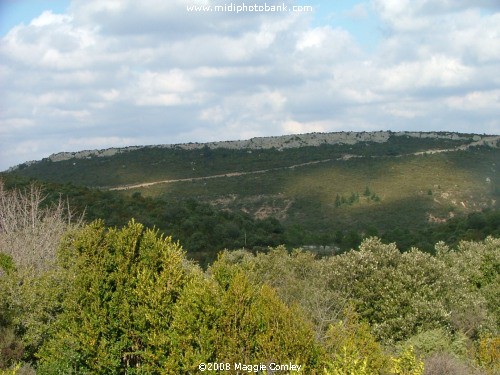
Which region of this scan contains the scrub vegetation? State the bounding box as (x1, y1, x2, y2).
(2, 136, 499, 262)
(1, 133, 499, 373)
(0, 181, 499, 374)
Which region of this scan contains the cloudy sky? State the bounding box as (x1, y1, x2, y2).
(1, 0, 499, 170)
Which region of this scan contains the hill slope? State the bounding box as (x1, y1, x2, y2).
(7, 131, 499, 186)
(4, 131, 500, 257)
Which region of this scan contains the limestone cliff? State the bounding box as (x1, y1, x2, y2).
(8, 131, 499, 171)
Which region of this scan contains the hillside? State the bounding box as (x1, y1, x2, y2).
(8, 131, 498, 173)
(2, 133, 499, 374)
(3, 131, 500, 259)
(7, 131, 499, 186)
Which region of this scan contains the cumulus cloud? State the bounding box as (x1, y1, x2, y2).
(0, 0, 499, 170)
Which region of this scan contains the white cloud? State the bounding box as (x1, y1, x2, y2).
(296, 28, 328, 50)
(379, 55, 474, 92)
(446, 90, 500, 111)
(282, 119, 327, 134)
(132, 69, 197, 106)
(0, 0, 499, 170)
(3, 11, 97, 70)
(199, 105, 228, 124)
(63, 136, 137, 150)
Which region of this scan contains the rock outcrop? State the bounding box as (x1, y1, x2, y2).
(8, 131, 499, 171)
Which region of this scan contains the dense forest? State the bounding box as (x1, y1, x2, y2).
(4, 134, 499, 265)
(0, 181, 499, 374)
(1, 172, 499, 267)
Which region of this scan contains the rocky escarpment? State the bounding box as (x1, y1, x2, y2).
(8, 131, 499, 171)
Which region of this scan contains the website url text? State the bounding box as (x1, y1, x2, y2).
(186, 3, 313, 13)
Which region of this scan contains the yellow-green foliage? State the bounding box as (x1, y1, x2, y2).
(219, 246, 345, 339)
(390, 346, 424, 375)
(36, 220, 322, 374)
(37, 220, 193, 374)
(0, 254, 69, 367)
(169, 255, 323, 372)
(3, 214, 498, 373)
(323, 331, 426, 375)
(0, 363, 21, 375)
(323, 346, 369, 375)
(215, 271, 321, 366)
(167, 276, 221, 372)
(323, 307, 389, 374)
(474, 333, 500, 374)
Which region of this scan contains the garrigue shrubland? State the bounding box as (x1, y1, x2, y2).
(0, 182, 498, 374)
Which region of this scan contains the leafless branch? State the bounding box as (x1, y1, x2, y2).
(0, 180, 82, 274)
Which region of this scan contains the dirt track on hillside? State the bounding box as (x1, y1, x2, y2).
(108, 137, 499, 191)
(109, 158, 334, 191)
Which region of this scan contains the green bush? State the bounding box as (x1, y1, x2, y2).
(474, 333, 500, 374)
(0, 363, 21, 375)
(391, 346, 424, 375)
(0, 254, 15, 275)
(214, 246, 348, 340)
(402, 328, 468, 358)
(436, 237, 500, 333)
(36, 221, 323, 374)
(326, 238, 485, 343)
(323, 307, 389, 374)
(37, 220, 194, 374)
(324, 346, 370, 375)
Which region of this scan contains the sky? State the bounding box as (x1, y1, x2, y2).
(0, 0, 499, 171)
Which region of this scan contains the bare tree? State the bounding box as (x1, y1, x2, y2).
(0, 180, 82, 274)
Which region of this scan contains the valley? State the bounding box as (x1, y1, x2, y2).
(2, 131, 499, 261)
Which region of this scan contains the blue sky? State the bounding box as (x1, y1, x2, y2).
(303, 0, 381, 50)
(0, 0, 379, 41)
(0, 0, 70, 35)
(0, 0, 499, 170)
